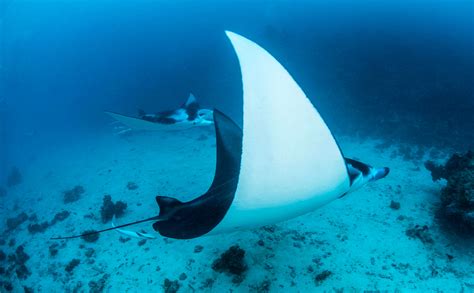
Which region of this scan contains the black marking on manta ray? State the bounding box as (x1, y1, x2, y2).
(345, 158, 371, 176)
(185, 103, 199, 121)
(139, 109, 179, 124)
(108, 110, 179, 125)
(156, 110, 176, 117)
(156, 116, 178, 124)
(153, 109, 243, 239)
(116, 98, 205, 126)
(179, 95, 199, 120)
(344, 158, 362, 185)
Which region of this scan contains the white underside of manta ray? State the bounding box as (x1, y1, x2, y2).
(105, 93, 214, 133)
(52, 31, 389, 241)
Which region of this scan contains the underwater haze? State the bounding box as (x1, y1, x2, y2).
(1, 0, 474, 292)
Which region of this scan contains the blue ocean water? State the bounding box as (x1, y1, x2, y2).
(1, 0, 473, 292)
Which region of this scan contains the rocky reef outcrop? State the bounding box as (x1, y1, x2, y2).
(425, 150, 474, 235)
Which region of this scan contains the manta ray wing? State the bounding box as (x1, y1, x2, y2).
(211, 31, 351, 233)
(153, 31, 352, 237)
(152, 109, 243, 239)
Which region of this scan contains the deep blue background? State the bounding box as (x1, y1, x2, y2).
(1, 0, 473, 179)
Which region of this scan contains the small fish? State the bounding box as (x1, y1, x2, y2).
(112, 217, 156, 240)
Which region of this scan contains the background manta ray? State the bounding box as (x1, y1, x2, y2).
(53, 31, 389, 241)
(105, 93, 213, 131)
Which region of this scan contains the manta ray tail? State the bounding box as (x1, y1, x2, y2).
(50, 215, 162, 240)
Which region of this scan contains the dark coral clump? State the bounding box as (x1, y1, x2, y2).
(100, 195, 127, 223)
(84, 248, 95, 258)
(162, 278, 180, 293)
(114, 201, 127, 218)
(63, 185, 85, 203)
(315, 270, 332, 285)
(6, 212, 28, 231)
(15, 264, 30, 280)
(406, 224, 434, 244)
(0, 244, 32, 290)
(1, 281, 13, 291)
(9, 245, 31, 280)
(126, 182, 138, 190)
(27, 221, 50, 234)
(424, 161, 446, 181)
(26, 210, 70, 234)
(390, 200, 401, 210)
(6, 167, 22, 187)
(425, 151, 474, 235)
(65, 258, 80, 273)
(212, 245, 248, 284)
(49, 244, 59, 257)
(51, 210, 70, 225)
(425, 151, 473, 181)
(89, 273, 109, 293)
(15, 245, 30, 264)
(100, 195, 115, 223)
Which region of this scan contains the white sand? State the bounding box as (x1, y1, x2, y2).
(2, 127, 473, 292)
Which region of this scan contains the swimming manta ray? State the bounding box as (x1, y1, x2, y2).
(52, 31, 389, 241)
(105, 93, 213, 132)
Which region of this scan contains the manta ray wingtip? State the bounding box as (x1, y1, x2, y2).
(225, 30, 246, 43)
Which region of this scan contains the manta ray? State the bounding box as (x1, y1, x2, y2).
(105, 93, 213, 132)
(53, 31, 389, 241)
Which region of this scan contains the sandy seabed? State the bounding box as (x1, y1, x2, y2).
(2, 126, 473, 292)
